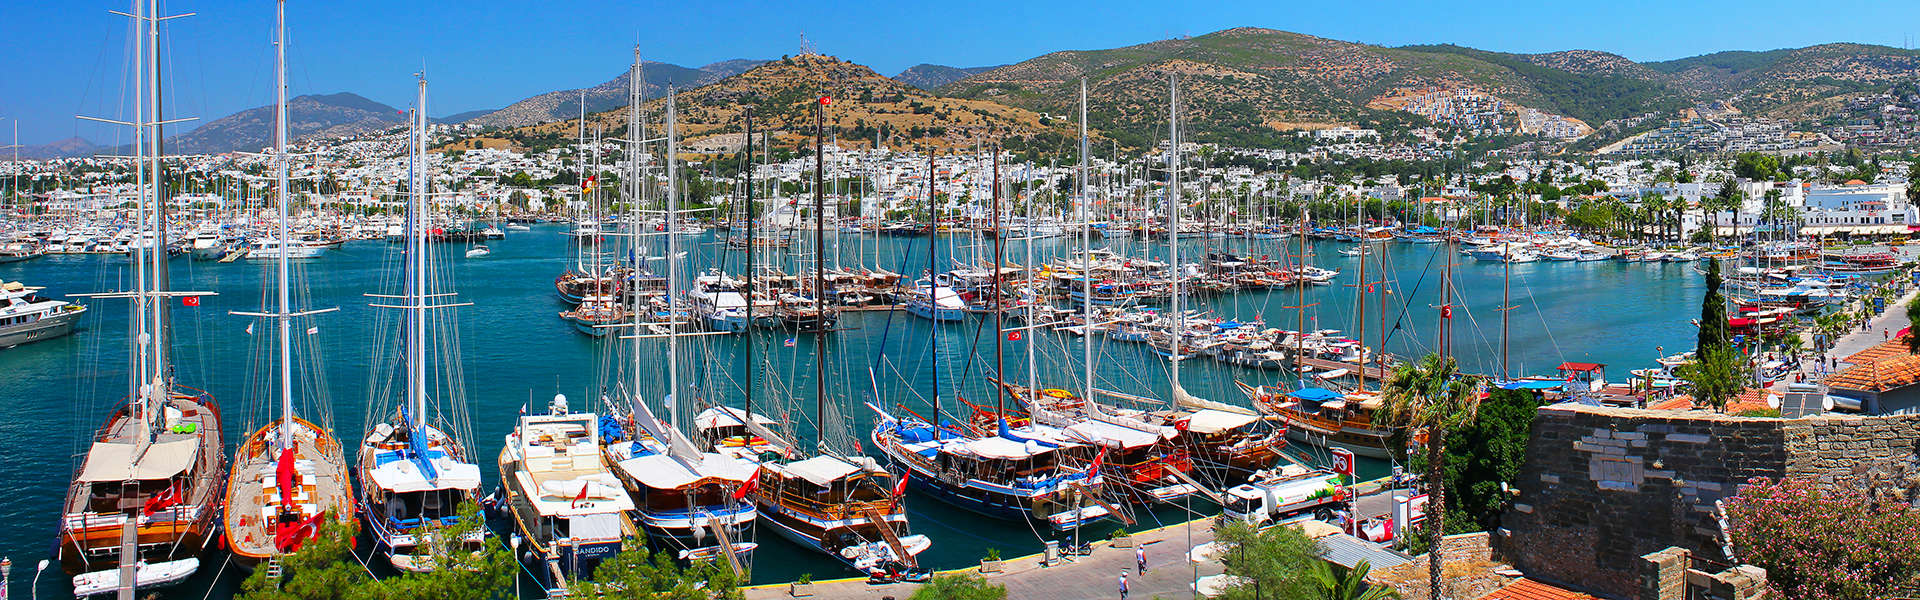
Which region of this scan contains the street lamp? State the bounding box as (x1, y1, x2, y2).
(31, 560, 47, 600)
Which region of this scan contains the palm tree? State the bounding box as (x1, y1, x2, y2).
(1378, 353, 1485, 600)
(1312, 559, 1400, 600)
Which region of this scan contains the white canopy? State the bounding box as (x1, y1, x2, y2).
(1185, 409, 1261, 435)
(616, 452, 757, 490)
(369, 456, 483, 493)
(76, 439, 199, 482)
(521, 471, 634, 517)
(693, 406, 774, 432)
(779, 455, 865, 487)
(1062, 420, 1165, 449)
(951, 436, 1046, 460)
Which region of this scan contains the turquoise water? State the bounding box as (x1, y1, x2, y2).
(0, 226, 1702, 596)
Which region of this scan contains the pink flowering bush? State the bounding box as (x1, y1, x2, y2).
(1723, 477, 1920, 599)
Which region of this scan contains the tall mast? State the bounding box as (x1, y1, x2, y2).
(926, 152, 940, 423)
(274, 0, 293, 450)
(1079, 78, 1093, 406)
(130, 0, 151, 419)
(742, 108, 756, 418)
(147, 0, 169, 386)
(1167, 74, 1182, 397)
(666, 87, 681, 434)
(991, 148, 1004, 418)
(812, 94, 826, 452)
(1356, 238, 1367, 392)
(408, 74, 427, 431)
(627, 49, 646, 417)
(1023, 161, 1035, 411)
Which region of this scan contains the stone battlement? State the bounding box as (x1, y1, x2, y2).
(1497, 404, 1920, 598)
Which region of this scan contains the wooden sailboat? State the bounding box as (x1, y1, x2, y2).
(355, 74, 485, 573)
(57, 2, 225, 593)
(595, 75, 758, 568)
(221, 0, 355, 568)
(731, 98, 928, 581)
(869, 154, 1113, 534)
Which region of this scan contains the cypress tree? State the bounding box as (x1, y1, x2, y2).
(1698, 257, 1728, 355)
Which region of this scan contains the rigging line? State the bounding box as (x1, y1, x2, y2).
(1519, 272, 1570, 373)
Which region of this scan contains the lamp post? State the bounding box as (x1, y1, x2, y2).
(2, 557, 12, 600)
(31, 560, 47, 600)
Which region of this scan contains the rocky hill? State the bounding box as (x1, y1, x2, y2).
(462, 59, 766, 129)
(943, 28, 1700, 146)
(16, 137, 102, 160)
(162, 92, 406, 154)
(893, 64, 1003, 89)
(496, 54, 1069, 154)
(1648, 43, 1920, 114)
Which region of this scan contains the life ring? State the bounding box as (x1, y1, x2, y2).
(1043, 388, 1074, 399)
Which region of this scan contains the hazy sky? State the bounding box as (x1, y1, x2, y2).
(3, 0, 1917, 146)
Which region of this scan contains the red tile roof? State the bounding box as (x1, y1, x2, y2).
(1843, 335, 1914, 365)
(1477, 578, 1599, 600)
(1826, 351, 1920, 392)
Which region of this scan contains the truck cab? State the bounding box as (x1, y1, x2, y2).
(1220, 465, 1346, 526)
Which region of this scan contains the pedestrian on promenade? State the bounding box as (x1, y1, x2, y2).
(1136, 545, 1147, 574)
(1119, 571, 1129, 599)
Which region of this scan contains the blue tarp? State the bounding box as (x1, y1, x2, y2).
(1498, 380, 1566, 390)
(600, 414, 628, 442)
(1289, 387, 1345, 401)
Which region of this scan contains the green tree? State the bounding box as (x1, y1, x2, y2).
(909, 573, 1008, 600)
(234, 515, 368, 600)
(1678, 345, 1749, 413)
(1408, 388, 1540, 532)
(1698, 258, 1729, 356)
(1215, 520, 1321, 600)
(1378, 353, 1485, 600)
(1907, 295, 1920, 354)
(1311, 560, 1399, 600)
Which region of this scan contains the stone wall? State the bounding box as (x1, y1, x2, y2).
(1496, 404, 1920, 598)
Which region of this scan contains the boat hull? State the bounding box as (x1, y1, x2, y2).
(0, 306, 82, 348)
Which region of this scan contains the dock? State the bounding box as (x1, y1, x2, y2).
(1297, 357, 1393, 381)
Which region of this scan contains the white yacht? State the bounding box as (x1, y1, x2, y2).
(0, 281, 86, 348)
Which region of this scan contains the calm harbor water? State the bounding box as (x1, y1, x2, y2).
(0, 225, 1702, 596)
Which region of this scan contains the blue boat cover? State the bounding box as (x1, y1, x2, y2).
(1498, 380, 1566, 390)
(1289, 387, 1345, 401)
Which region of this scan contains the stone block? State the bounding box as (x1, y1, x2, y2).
(1666, 433, 1711, 444)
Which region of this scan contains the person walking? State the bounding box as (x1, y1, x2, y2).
(1136, 545, 1147, 575)
(1118, 570, 1129, 599)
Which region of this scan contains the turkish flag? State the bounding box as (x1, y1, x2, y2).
(181, 296, 200, 307)
(819, 96, 832, 105)
(1441, 304, 1453, 319)
(733, 468, 760, 501)
(1007, 330, 1022, 341)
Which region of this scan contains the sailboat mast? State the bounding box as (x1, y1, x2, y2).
(666, 88, 681, 433)
(1167, 75, 1181, 396)
(812, 94, 827, 453)
(627, 50, 646, 417)
(1357, 237, 1367, 391)
(743, 108, 756, 418)
(146, 0, 169, 388)
(926, 153, 940, 422)
(1079, 78, 1093, 406)
(274, 0, 293, 450)
(129, 0, 151, 414)
(408, 74, 427, 431)
(991, 148, 1004, 417)
(1024, 162, 1035, 410)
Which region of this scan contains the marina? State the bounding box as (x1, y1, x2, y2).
(0, 220, 1729, 595)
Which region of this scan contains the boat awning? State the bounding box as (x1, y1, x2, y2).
(1288, 387, 1345, 402)
(1184, 409, 1260, 434)
(1062, 420, 1165, 449)
(953, 436, 1044, 460)
(76, 439, 200, 482)
(1557, 362, 1603, 373)
(1498, 380, 1567, 391)
(693, 406, 774, 432)
(369, 456, 483, 493)
(615, 452, 757, 490)
(780, 455, 864, 486)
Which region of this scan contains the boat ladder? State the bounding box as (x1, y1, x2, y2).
(1164, 464, 1226, 505)
(265, 555, 283, 580)
(861, 507, 914, 568)
(116, 519, 138, 599)
(708, 516, 746, 580)
(1070, 482, 1135, 526)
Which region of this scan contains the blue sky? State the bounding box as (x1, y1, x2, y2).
(2, 0, 1916, 146)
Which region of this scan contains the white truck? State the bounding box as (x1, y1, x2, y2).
(1220, 465, 1347, 526)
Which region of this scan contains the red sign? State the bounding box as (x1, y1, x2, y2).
(1407, 493, 1430, 525)
(1330, 448, 1355, 477)
(1007, 331, 1022, 341)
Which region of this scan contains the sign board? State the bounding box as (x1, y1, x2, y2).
(1405, 493, 1429, 526)
(1330, 448, 1355, 478)
(1875, 296, 1887, 312)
